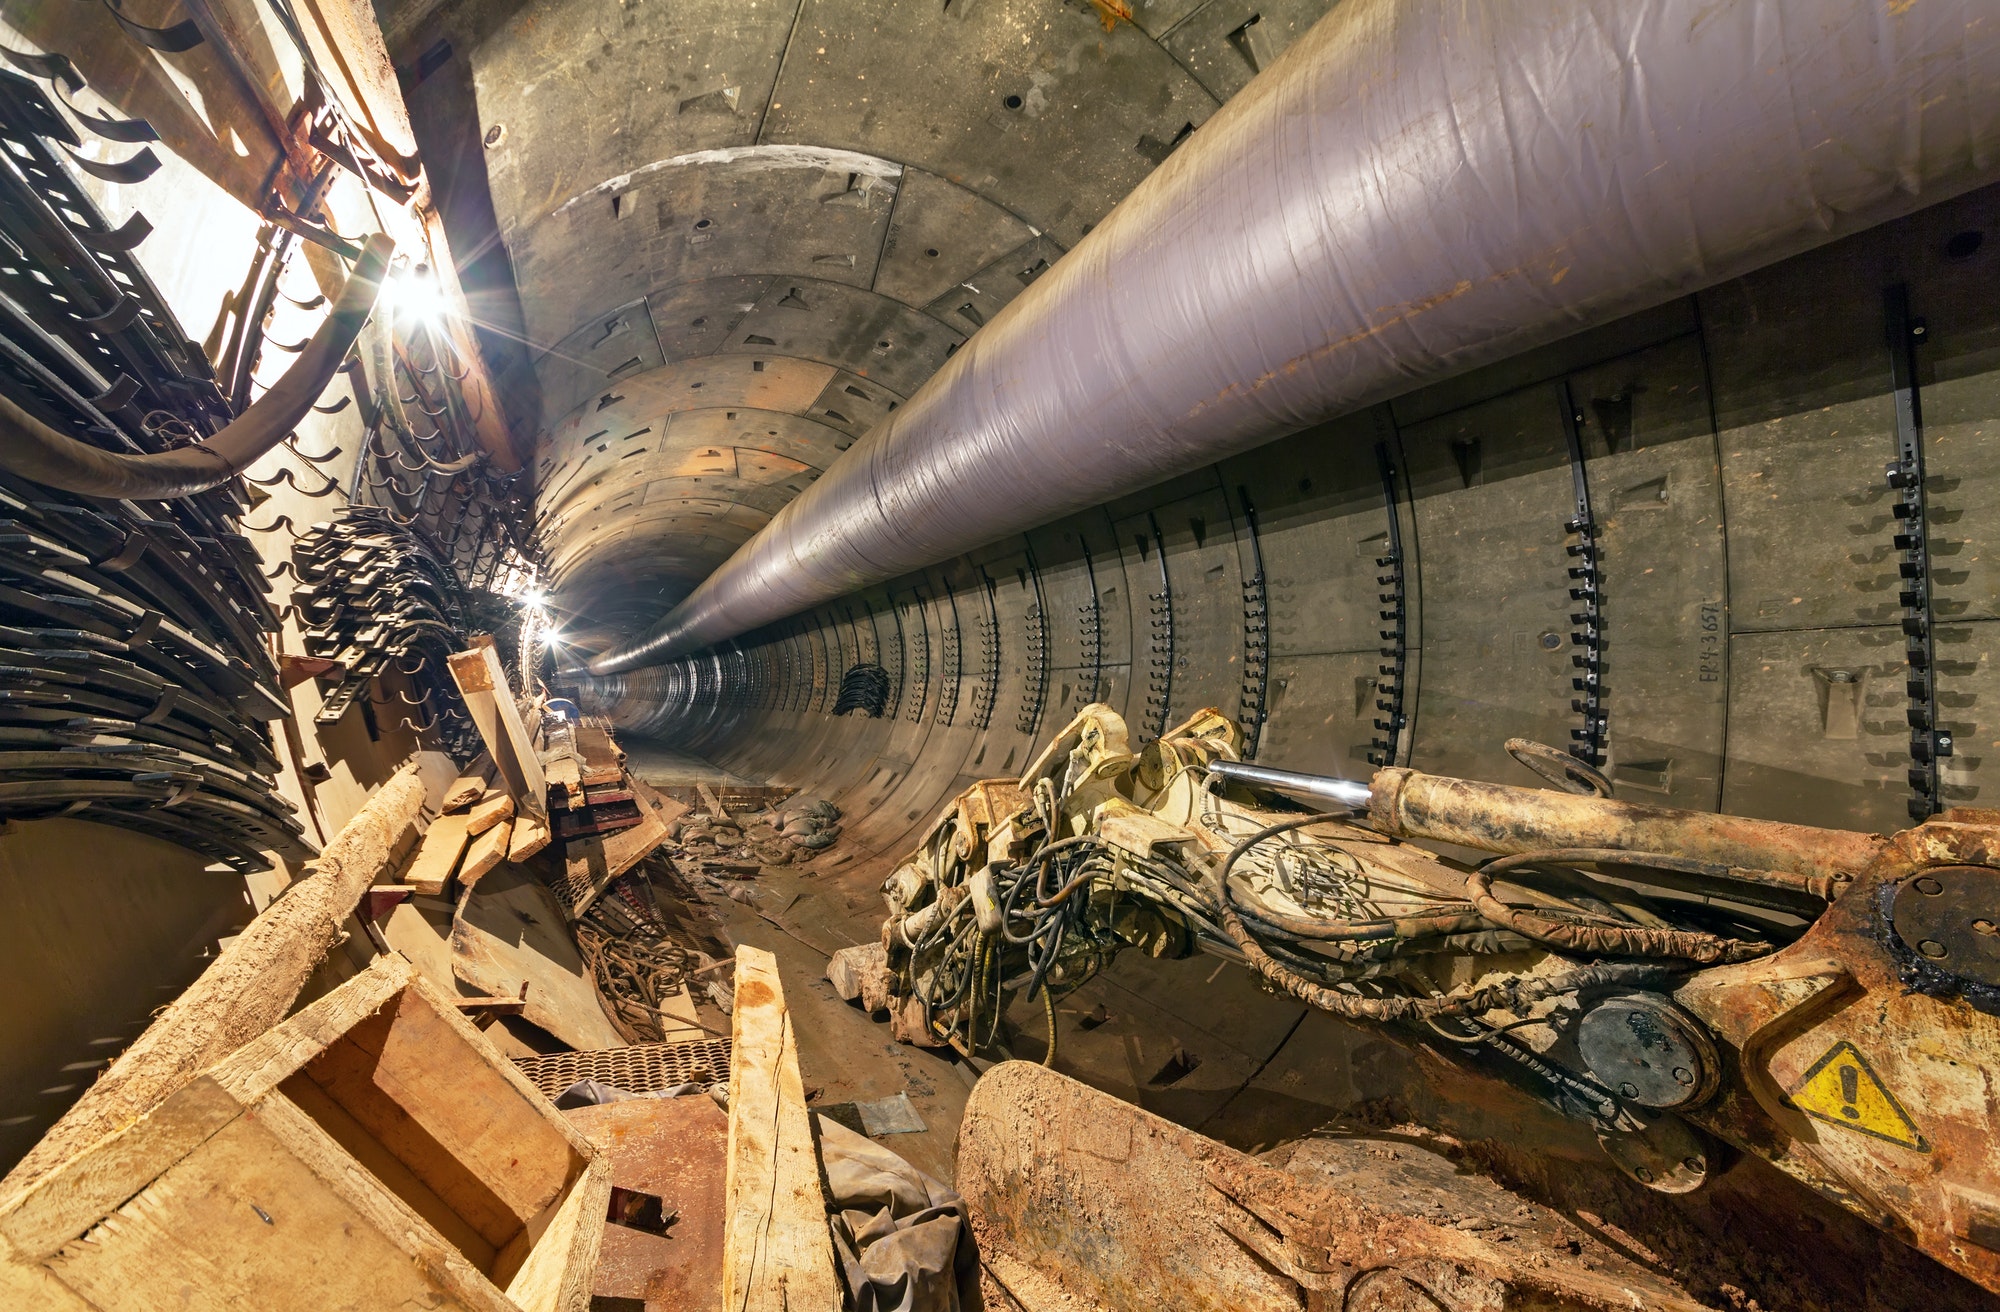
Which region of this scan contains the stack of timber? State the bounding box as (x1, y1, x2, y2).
(544, 719, 686, 921)
(368, 640, 558, 904)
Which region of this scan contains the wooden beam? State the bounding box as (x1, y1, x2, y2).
(449, 645, 548, 821)
(0, 763, 429, 1198)
(505, 1153, 612, 1312)
(459, 818, 514, 890)
(721, 947, 841, 1312)
(465, 790, 516, 836)
(405, 811, 474, 897)
(508, 812, 552, 862)
(558, 809, 667, 920)
(443, 755, 494, 812)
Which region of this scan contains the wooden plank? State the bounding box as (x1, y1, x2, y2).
(0, 765, 429, 1200)
(411, 749, 463, 812)
(574, 725, 623, 788)
(459, 819, 513, 890)
(289, 982, 577, 1234)
(508, 812, 552, 862)
(464, 791, 516, 836)
(406, 812, 474, 897)
(451, 867, 626, 1051)
(559, 810, 667, 921)
(0, 1255, 91, 1310)
(504, 1153, 612, 1312)
(543, 754, 582, 808)
(696, 782, 726, 818)
(721, 946, 841, 1312)
(47, 1090, 519, 1312)
(448, 645, 548, 821)
(443, 755, 495, 812)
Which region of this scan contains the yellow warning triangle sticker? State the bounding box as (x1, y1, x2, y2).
(1788, 1039, 1929, 1152)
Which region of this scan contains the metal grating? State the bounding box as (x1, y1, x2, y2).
(513, 1038, 733, 1100)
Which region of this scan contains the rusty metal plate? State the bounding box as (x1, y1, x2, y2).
(566, 1095, 729, 1311)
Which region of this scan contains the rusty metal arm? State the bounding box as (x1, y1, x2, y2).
(1367, 767, 1882, 892)
(0, 234, 391, 499)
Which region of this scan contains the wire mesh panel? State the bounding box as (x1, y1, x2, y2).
(512, 1037, 732, 1099)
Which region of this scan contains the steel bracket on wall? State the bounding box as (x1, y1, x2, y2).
(1236, 488, 1269, 760)
(938, 580, 963, 728)
(905, 589, 932, 723)
(1885, 284, 1950, 820)
(1077, 537, 1105, 710)
(1559, 381, 1607, 768)
(1369, 443, 1409, 767)
(1016, 548, 1050, 736)
(1143, 513, 1174, 741)
(971, 570, 1001, 731)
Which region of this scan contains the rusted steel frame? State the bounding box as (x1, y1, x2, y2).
(175, 0, 317, 191)
(0, 234, 392, 498)
(1368, 767, 1881, 888)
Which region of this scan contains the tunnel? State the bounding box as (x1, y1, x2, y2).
(2, 0, 1999, 1307)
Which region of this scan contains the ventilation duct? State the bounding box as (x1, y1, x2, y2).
(590, 0, 2000, 674)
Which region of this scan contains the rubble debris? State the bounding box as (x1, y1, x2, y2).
(827, 941, 896, 1014)
(576, 869, 710, 1043)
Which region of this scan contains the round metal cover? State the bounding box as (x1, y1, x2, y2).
(1577, 992, 1719, 1110)
(1890, 865, 2000, 989)
(1596, 1113, 1713, 1195)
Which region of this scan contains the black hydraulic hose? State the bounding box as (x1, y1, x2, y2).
(0, 234, 393, 498)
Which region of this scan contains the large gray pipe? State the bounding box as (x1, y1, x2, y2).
(590, 0, 2000, 675)
(0, 234, 393, 500)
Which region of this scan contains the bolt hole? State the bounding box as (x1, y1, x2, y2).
(694, 217, 713, 230)
(483, 124, 505, 147)
(1944, 230, 1984, 261)
(691, 316, 706, 327)
(1004, 94, 1023, 110)
(925, 247, 940, 258)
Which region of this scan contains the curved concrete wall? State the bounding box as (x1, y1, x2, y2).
(582, 185, 2000, 859)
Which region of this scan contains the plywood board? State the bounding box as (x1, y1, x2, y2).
(451, 866, 625, 1051)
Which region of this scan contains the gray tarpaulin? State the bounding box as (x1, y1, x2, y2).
(816, 1114, 978, 1312)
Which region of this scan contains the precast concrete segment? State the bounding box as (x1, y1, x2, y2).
(591, 0, 2000, 673)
